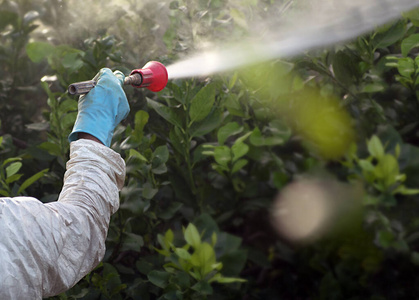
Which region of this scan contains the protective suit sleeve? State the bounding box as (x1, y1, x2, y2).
(0, 139, 125, 299)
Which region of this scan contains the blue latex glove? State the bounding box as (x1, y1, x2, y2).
(69, 68, 130, 147)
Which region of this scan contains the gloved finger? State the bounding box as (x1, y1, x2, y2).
(95, 68, 123, 88)
(92, 68, 105, 82)
(113, 70, 125, 86)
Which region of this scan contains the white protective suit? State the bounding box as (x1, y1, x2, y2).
(0, 139, 125, 299)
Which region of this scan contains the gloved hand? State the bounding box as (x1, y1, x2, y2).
(69, 68, 130, 147)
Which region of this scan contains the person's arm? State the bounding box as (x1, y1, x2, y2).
(0, 68, 130, 298)
(0, 139, 124, 298)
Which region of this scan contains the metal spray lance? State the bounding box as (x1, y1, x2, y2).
(68, 61, 168, 95)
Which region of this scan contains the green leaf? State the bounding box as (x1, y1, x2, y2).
(26, 42, 55, 63)
(0, 190, 9, 197)
(147, 98, 183, 128)
(211, 274, 246, 283)
(395, 173, 406, 182)
(62, 53, 84, 72)
(250, 127, 286, 146)
(61, 112, 77, 131)
(332, 50, 360, 86)
(39, 142, 62, 157)
(5, 174, 23, 184)
(397, 57, 415, 78)
(3, 157, 22, 167)
(367, 135, 385, 159)
(154, 248, 171, 257)
(175, 248, 192, 260)
(148, 270, 170, 289)
(121, 233, 144, 252)
(374, 154, 399, 188)
(231, 142, 249, 162)
(210, 261, 223, 276)
(395, 144, 401, 158)
(214, 146, 232, 167)
(359, 159, 375, 172)
(152, 164, 168, 175)
(213, 164, 230, 174)
(218, 122, 243, 145)
(363, 194, 380, 205)
(157, 233, 171, 252)
(396, 75, 413, 88)
(152, 145, 169, 166)
(129, 149, 148, 162)
(211, 232, 217, 247)
(158, 202, 183, 220)
(184, 223, 201, 248)
(6, 162, 22, 178)
(372, 21, 406, 49)
(361, 82, 386, 93)
(191, 281, 213, 295)
(169, 127, 185, 155)
(165, 229, 174, 244)
(190, 242, 216, 276)
(393, 185, 419, 195)
(17, 169, 48, 195)
(269, 120, 292, 141)
(189, 83, 216, 123)
(401, 33, 419, 57)
(58, 99, 77, 115)
(231, 159, 248, 174)
(216, 233, 243, 255)
(235, 131, 253, 144)
(134, 110, 149, 139)
(142, 182, 158, 199)
(190, 109, 223, 138)
(228, 72, 238, 90)
(404, 8, 419, 26)
(225, 94, 245, 117)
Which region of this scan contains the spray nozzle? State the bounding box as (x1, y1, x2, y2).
(129, 61, 168, 92)
(68, 61, 168, 95)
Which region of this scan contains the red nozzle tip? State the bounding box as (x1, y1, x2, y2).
(130, 61, 168, 92)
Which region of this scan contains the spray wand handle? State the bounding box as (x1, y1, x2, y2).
(68, 61, 168, 95)
(68, 73, 142, 96)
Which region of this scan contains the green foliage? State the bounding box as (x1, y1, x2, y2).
(386, 54, 419, 92)
(344, 135, 419, 206)
(0, 156, 48, 197)
(151, 223, 245, 299)
(4, 1, 419, 299)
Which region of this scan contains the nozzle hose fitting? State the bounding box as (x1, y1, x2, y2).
(68, 74, 143, 95)
(68, 80, 97, 95)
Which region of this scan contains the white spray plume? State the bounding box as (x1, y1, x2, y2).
(167, 0, 419, 79)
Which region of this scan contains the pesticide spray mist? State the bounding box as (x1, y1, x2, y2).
(167, 0, 419, 79)
(165, 0, 419, 242)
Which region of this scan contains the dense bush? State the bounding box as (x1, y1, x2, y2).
(3, 0, 419, 299)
